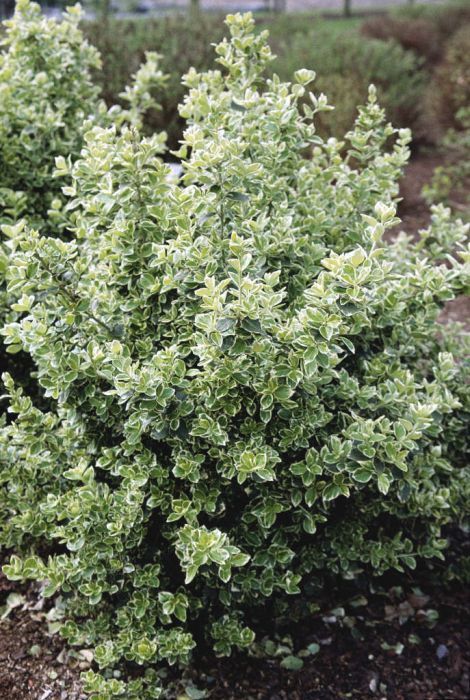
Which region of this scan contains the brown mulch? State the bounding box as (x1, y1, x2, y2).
(0, 149, 468, 700)
(396, 152, 445, 236)
(201, 587, 470, 700)
(0, 571, 88, 700)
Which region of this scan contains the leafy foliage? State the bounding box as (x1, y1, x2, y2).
(0, 1, 165, 392)
(0, 0, 101, 228)
(271, 32, 425, 139)
(0, 10, 469, 700)
(0, 0, 103, 396)
(84, 11, 425, 148)
(83, 12, 227, 151)
(0, 0, 167, 230)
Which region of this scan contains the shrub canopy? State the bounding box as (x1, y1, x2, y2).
(0, 0, 104, 396)
(0, 9, 469, 700)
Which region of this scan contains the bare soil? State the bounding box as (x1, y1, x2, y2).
(0, 569, 87, 700)
(202, 586, 470, 700)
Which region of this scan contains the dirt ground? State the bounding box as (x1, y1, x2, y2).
(203, 589, 470, 699)
(0, 150, 468, 699)
(0, 569, 87, 700)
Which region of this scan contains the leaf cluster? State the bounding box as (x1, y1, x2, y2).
(0, 7, 469, 699)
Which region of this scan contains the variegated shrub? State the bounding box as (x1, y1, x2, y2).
(0, 0, 102, 229)
(0, 11, 469, 700)
(0, 0, 165, 389)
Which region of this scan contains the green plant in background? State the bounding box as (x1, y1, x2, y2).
(83, 11, 425, 149)
(83, 12, 228, 151)
(361, 14, 442, 64)
(393, 0, 470, 36)
(271, 32, 425, 139)
(0, 10, 469, 700)
(0, 1, 166, 393)
(424, 23, 470, 135)
(368, 0, 470, 67)
(0, 0, 101, 229)
(422, 23, 470, 211)
(363, 3, 470, 143)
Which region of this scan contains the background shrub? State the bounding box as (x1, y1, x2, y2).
(425, 25, 470, 134)
(271, 32, 425, 139)
(83, 13, 227, 152)
(423, 107, 470, 217)
(0, 0, 101, 229)
(84, 13, 424, 148)
(392, 0, 470, 44)
(362, 1, 470, 66)
(360, 2, 470, 144)
(1, 13, 468, 699)
(361, 16, 441, 64)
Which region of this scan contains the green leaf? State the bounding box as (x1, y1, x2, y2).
(353, 469, 373, 483)
(306, 642, 320, 655)
(322, 483, 342, 502)
(377, 474, 391, 495)
(280, 655, 304, 671)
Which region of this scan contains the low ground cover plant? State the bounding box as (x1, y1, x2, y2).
(0, 8, 469, 700)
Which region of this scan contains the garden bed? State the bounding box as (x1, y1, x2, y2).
(0, 4, 469, 699)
